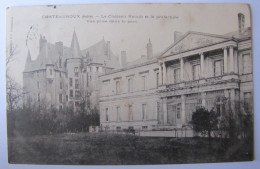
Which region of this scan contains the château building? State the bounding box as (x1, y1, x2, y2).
(99, 13, 253, 132)
(23, 30, 120, 112)
(22, 13, 253, 133)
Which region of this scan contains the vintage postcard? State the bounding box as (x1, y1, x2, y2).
(6, 4, 253, 165)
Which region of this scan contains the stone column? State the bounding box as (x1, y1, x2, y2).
(224, 89, 236, 114)
(223, 47, 228, 74)
(162, 62, 167, 84)
(230, 89, 236, 113)
(180, 57, 184, 81)
(229, 46, 234, 73)
(181, 95, 186, 125)
(201, 92, 206, 107)
(163, 98, 168, 124)
(234, 50, 238, 73)
(200, 53, 204, 78)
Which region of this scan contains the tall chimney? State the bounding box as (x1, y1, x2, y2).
(174, 31, 183, 42)
(55, 41, 63, 56)
(238, 13, 245, 34)
(147, 38, 153, 59)
(107, 41, 111, 59)
(121, 51, 127, 67)
(39, 35, 47, 52)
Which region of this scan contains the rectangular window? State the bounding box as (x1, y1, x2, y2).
(141, 76, 146, 90)
(128, 78, 133, 92)
(37, 81, 40, 89)
(174, 68, 180, 83)
(242, 54, 252, 74)
(66, 95, 68, 101)
(99, 67, 102, 73)
(105, 108, 109, 122)
(75, 79, 79, 89)
(192, 64, 201, 80)
(69, 90, 73, 98)
(75, 101, 80, 108)
(69, 101, 74, 109)
(129, 105, 133, 121)
(37, 93, 40, 102)
(176, 103, 181, 119)
(59, 105, 62, 110)
(69, 78, 73, 87)
(75, 90, 80, 99)
(157, 102, 160, 121)
(129, 126, 134, 130)
(142, 104, 147, 121)
(74, 67, 79, 77)
(214, 60, 224, 76)
(59, 94, 62, 103)
(96, 67, 99, 72)
(60, 72, 62, 78)
(116, 106, 121, 122)
(116, 81, 120, 94)
(49, 69, 52, 75)
(60, 82, 62, 89)
(142, 126, 148, 129)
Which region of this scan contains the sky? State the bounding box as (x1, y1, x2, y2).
(6, 3, 251, 85)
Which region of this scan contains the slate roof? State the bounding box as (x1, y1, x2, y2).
(24, 42, 72, 72)
(24, 32, 120, 72)
(224, 27, 252, 40)
(81, 39, 120, 69)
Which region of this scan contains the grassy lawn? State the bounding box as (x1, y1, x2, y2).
(8, 132, 253, 165)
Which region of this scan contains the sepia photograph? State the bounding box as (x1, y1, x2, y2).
(5, 3, 253, 165)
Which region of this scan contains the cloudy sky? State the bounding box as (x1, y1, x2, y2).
(6, 3, 251, 84)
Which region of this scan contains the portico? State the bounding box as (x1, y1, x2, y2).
(157, 31, 239, 127)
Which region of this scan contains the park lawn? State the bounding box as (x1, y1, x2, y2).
(8, 132, 253, 165)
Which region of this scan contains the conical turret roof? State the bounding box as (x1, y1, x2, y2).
(71, 29, 81, 58)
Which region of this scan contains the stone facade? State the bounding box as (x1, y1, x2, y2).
(99, 13, 253, 131)
(23, 30, 120, 112)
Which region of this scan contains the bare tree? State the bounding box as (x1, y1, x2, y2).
(6, 75, 23, 112)
(6, 43, 18, 66)
(6, 43, 23, 112)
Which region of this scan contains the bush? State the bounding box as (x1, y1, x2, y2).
(190, 107, 219, 138)
(7, 107, 100, 137)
